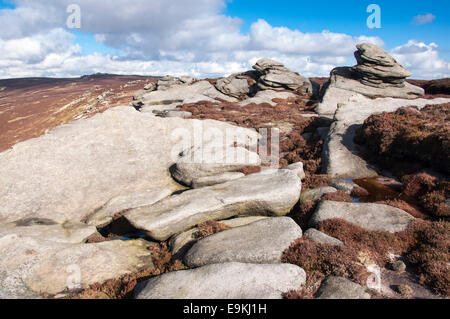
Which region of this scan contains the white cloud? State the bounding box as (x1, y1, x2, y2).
(0, 1, 448, 79)
(391, 40, 450, 79)
(413, 13, 436, 25)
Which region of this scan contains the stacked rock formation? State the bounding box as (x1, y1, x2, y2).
(351, 43, 411, 88)
(253, 58, 313, 94)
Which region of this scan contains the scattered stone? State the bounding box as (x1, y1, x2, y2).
(304, 228, 343, 246)
(144, 82, 157, 91)
(172, 144, 260, 187)
(389, 260, 407, 273)
(396, 284, 414, 297)
(169, 216, 269, 256)
(184, 217, 302, 267)
(125, 169, 302, 241)
(161, 110, 193, 119)
(300, 186, 337, 204)
(316, 276, 370, 299)
(0, 220, 98, 244)
(310, 201, 415, 233)
(134, 262, 306, 299)
(85, 188, 172, 227)
(0, 235, 154, 296)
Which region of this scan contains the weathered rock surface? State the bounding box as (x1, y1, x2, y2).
(304, 228, 343, 246)
(283, 162, 306, 180)
(85, 188, 172, 227)
(134, 262, 306, 299)
(316, 276, 370, 299)
(184, 217, 302, 267)
(310, 201, 415, 233)
(215, 73, 253, 99)
(0, 235, 153, 297)
(172, 144, 260, 187)
(328, 178, 357, 194)
(300, 186, 337, 204)
(125, 169, 302, 241)
(0, 220, 98, 244)
(0, 106, 258, 224)
(321, 96, 450, 178)
(191, 172, 245, 189)
(169, 216, 269, 256)
(253, 59, 312, 94)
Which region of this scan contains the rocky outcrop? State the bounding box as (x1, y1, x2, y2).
(253, 59, 313, 94)
(310, 201, 415, 233)
(215, 72, 256, 99)
(321, 96, 450, 179)
(134, 262, 306, 299)
(184, 217, 302, 267)
(352, 43, 412, 89)
(125, 169, 302, 241)
(0, 235, 154, 297)
(316, 276, 370, 299)
(0, 106, 258, 224)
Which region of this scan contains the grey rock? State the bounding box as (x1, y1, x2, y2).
(0, 235, 154, 296)
(329, 178, 357, 194)
(253, 59, 312, 94)
(134, 262, 306, 299)
(144, 82, 157, 91)
(125, 169, 302, 241)
(310, 201, 415, 233)
(316, 276, 370, 299)
(283, 162, 306, 180)
(0, 220, 97, 244)
(238, 90, 298, 107)
(300, 186, 337, 204)
(304, 228, 343, 246)
(191, 172, 245, 189)
(215, 74, 251, 99)
(389, 260, 407, 273)
(172, 144, 260, 187)
(85, 188, 172, 227)
(184, 217, 302, 267)
(0, 106, 258, 224)
(169, 216, 269, 256)
(161, 110, 193, 119)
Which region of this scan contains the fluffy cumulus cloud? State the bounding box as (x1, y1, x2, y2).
(0, 0, 449, 79)
(391, 40, 450, 79)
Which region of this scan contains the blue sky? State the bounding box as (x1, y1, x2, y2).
(0, 0, 449, 79)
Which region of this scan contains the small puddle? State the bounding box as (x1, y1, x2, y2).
(353, 177, 401, 203)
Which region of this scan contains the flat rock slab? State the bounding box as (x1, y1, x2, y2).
(238, 90, 297, 107)
(316, 276, 371, 299)
(310, 201, 415, 233)
(0, 220, 97, 244)
(0, 106, 258, 224)
(125, 169, 302, 241)
(134, 262, 306, 299)
(184, 217, 302, 267)
(169, 216, 269, 256)
(0, 235, 154, 296)
(85, 188, 172, 227)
